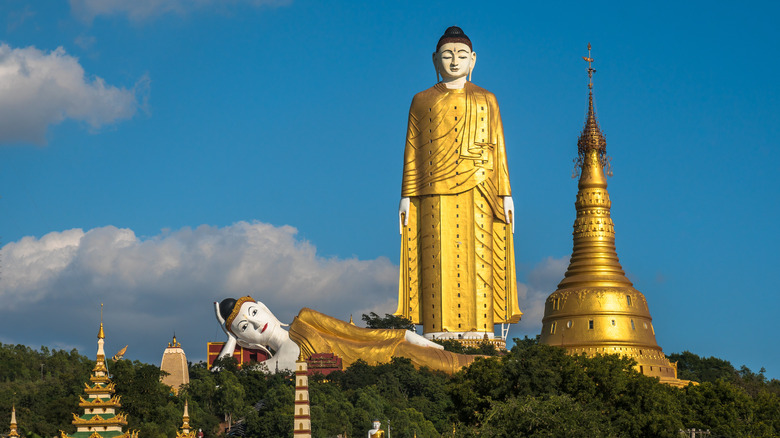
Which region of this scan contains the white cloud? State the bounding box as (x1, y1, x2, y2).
(0, 221, 570, 363)
(509, 256, 570, 340)
(69, 0, 292, 22)
(0, 221, 397, 363)
(0, 43, 143, 145)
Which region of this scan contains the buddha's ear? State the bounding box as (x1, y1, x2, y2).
(432, 51, 440, 82)
(469, 51, 477, 81)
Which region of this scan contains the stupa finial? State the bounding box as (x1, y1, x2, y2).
(98, 303, 105, 340)
(573, 43, 612, 178)
(583, 42, 595, 90)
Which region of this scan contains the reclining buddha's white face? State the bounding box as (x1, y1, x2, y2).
(229, 300, 281, 346)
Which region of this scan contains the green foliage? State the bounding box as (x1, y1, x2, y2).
(1, 341, 779, 438)
(361, 312, 416, 330)
(0, 344, 91, 437)
(458, 394, 612, 437)
(668, 350, 739, 383)
(111, 359, 181, 437)
(434, 339, 502, 356)
(669, 350, 780, 437)
(309, 379, 353, 437)
(321, 358, 451, 436)
(185, 359, 296, 437)
(181, 363, 222, 434)
(246, 383, 294, 438)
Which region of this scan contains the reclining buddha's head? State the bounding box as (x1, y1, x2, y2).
(218, 296, 284, 345)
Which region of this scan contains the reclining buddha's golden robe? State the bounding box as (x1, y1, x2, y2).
(289, 308, 476, 374)
(396, 82, 523, 335)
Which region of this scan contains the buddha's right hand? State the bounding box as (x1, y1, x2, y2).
(212, 336, 236, 372)
(212, 303, 237, 371)
(399, 197, 410, 234)
(405, 331, 444, 350)
(214, 301, 237, 342)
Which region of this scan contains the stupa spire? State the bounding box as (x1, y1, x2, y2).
(9, 405, 20, 438)
(182, 400, 189, 428)
(97, 303, 106, 360)
(539, 44, 688, 386)
(559, 44, 628, 290)
(176, 400, 194, 438)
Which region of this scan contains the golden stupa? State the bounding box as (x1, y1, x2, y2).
(539, 45, 687, 386)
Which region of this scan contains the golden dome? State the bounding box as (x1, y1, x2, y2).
(540, 47, 686, 386)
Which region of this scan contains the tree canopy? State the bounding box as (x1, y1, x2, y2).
(361, 312, 416, 331)
(0, 341, 778, 437)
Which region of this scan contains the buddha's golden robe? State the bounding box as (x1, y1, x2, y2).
(289, 308, 476, 374)
(395, 82, 522, 335)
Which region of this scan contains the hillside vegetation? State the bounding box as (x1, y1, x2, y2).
(1, 339, 778, 438)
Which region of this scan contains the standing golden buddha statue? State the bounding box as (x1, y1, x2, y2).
(395, 27, 522, 347)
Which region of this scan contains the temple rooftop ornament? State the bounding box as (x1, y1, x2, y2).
(539, 45, 689, 387)
(60, 304, 139, 438)
(111, 345, 128, 362)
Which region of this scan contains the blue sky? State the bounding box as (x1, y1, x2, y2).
(0, 0, 778, 378)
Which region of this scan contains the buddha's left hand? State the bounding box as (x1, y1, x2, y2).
(503, 196, 515, 233)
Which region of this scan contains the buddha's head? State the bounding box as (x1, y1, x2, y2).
(372, 420, 381, 430)
(433, 26, 476, 81)
(218, 296, 285, 346)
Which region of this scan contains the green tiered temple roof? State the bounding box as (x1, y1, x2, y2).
(61, 308, 138, 438)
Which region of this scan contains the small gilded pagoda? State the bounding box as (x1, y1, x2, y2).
(539, 45, 688, 387)
(61, 307, 139, 438)
(8, 406, 20, 438)
(176, 400, 195, 438)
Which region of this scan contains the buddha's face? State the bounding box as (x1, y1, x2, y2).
(372, 421, 381, 430)
(230, 301, 278, 345)
(434, 42, 476, 80)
